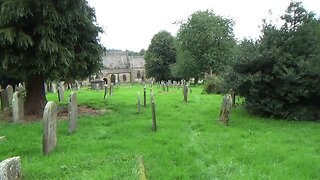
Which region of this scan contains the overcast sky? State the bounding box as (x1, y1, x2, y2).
(86, 0, 320, 52)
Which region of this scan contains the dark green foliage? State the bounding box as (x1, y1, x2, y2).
(203, 74, 223, 94)
(144, 30, 176, 81)
(226, 2, 320, 120)
(173, 10, 236, 80)
(0, 0, 105, 114)
(0, 0, 104, 80)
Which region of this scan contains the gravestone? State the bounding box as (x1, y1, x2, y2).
(6, 85, 13, 106)
(109, 83, 113, 96)
(219, 94, 232, 126)
(0, 89, 9, 111)
(0, 156, 21, 180)
(68, 92, 77, 134)
(143, 85, 146, 107)
(12, 92, 24, 122)
(51, 83, 57, 93)
(150, 93, 157, 131)
(137, 92, 141, 113)
(183, 84, 188, 102)
(57, 86, 64, 102)
(103, 85, 108, 100)
(44, 83, 48, 94)
(43, 101, 57, 155)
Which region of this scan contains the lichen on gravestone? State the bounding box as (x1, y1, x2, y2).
(43, 101, 57, 155)
(0, 156, 21, 180)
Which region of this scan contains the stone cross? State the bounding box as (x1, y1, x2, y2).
(0, 89, 9, 111)
(43, 101, 57, 155)
(58, 86, 64, 102)
(68, 92, 77, 134)
(6, 85, 13, 106)
(0, 156, 21, 180)
(12, 91, 24, 122)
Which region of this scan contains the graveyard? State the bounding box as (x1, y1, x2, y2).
(0, 84, 319, 179)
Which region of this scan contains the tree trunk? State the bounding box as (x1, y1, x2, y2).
(25, 74, 47, 115)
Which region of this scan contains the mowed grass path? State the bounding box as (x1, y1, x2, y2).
(1, 85, 319, 179)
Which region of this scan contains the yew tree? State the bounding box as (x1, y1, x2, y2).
(0, 0, 105, 115)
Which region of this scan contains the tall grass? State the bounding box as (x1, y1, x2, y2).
(0, 84, 319, 179)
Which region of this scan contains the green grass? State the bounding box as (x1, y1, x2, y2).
(1, 84, 320, 179)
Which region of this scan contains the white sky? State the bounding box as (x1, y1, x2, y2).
(87, 0, 320, 52)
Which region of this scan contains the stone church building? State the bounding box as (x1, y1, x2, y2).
(95, 50, 145, 85)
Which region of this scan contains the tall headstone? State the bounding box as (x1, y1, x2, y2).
(12, 92, 24, 122)
(109, 83, 113, 96)
(0, 89, 9, 111)
(150, 93, 157, 131)
(51, 83, 57, 93)
(137, 92, 141, 113)
(43, 101, 57, 155)
(57, 86, 64, 102)
(103, 85, 108, 100)
(143, 85, 146, 107)
(219, 94, 232, 126)
(0, 156, 21, 180)
(183, 84, 188, 102)
(6, 85, 13, 106)
(68, 92, 77, 134)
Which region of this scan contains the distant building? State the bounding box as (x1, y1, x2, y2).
(94, 50, 145, 85)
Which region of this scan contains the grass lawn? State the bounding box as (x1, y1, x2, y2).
(1, 84, 319, 179)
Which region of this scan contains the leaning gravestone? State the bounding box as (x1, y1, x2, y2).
(109, 83, 113, 96)
(0, 156, 21, 180)
(6, 85, 13, 106)
(43, 101, 57, 155)
(0, 89, 9, 111)
(57, 86, 64, 102)
(12, 92, 24, 122)
(68, 92, 77, 134)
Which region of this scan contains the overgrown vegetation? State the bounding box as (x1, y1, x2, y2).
(225, 2, 320, 120)
(1, 86, 319, 179)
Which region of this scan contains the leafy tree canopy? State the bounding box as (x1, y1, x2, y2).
(173, 10, 236, 81)
(144, 30, 176, 81)
(0, 0, 105, 114)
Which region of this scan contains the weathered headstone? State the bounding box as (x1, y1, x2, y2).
(43, 101, 57, 155)
(68, 92, 77, 134)
(137, 92, 141, 113)
(44, 83, 48, 94)
(150, 93, 157, 131)
(109, 83, 113, 96)
(103, 85, 108, 100)
(51, 83, 57, 93)
(219, 94, 232, 126)
(183, 84, 188, 102)
(166, 82, 169, 92)
(57, 86, 64, 102)
(0, 156, 21, 180)
(6, 85, 13, 106)
(12, 92, 24, 122)
(143, 85, 146, 107)
(0, 89, 9, 111)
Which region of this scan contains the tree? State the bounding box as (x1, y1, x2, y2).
(0, 0, 105, 115)
(226, 2, 320, 120)
(144, 30, 176, 81)
(173, 10, 235, 82)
